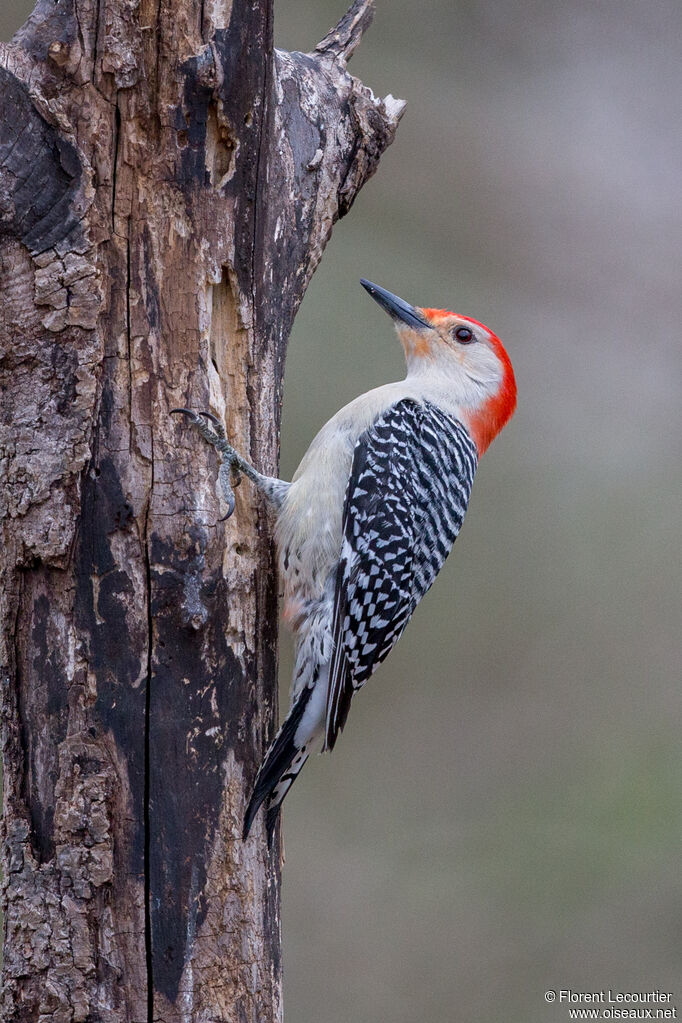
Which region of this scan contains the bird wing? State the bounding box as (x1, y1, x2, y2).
(324, 399, 478, 750)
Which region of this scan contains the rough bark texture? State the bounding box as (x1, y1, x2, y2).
(0, 0, 404, 1019)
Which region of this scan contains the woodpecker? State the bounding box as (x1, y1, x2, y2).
(173, 279, 517, 841)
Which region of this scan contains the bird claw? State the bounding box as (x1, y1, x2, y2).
(172, 407, 238, 523)
(170, 407, 200, 422)
(218, 459, 237, 521)
(171, 406, 227, 445)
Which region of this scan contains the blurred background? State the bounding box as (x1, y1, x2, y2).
(2, 1, 681, 1020)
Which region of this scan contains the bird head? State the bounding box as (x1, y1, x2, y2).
(361, 279, 517, 454)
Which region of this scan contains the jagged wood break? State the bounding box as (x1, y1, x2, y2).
(0, 0, 404, 1018)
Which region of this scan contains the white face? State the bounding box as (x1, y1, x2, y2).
(359, 281, 513, 425)
(395, 312, 506, 409)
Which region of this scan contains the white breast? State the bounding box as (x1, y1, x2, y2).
(276, 381, 414, 620)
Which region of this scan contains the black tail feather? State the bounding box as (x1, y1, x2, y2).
(265, 803, 281, 849)
(242, 685, 313, 840)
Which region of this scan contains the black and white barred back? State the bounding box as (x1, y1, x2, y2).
(325, 398, 478, 749)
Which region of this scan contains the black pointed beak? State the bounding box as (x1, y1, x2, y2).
(360, 279, 429, 330)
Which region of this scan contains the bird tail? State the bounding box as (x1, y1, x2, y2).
(243, 684, 313, 843)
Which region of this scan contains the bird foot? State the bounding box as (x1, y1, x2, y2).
(171, 408, 242, 520)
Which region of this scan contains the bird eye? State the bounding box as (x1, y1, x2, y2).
(454, 326, 474, 344)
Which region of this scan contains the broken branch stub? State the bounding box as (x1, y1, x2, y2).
(316, 0, 376, 64)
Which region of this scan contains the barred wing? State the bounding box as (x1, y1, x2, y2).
(324, 399, 478, 750)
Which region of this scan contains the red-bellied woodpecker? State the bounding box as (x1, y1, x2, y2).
(173, 279, 517, 841)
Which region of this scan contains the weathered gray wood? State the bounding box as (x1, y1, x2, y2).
(0, 0, 403, 1018)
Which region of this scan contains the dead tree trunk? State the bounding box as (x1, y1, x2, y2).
(0, 0, 403, 1017)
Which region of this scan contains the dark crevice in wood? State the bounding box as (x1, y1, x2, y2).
(73, 5, 86, 78)
(154, 0, 163, 106)
(126, 222, 133, 449)
(13, 569, 30, 843)
(251, 0, 273, 326)
(112, 98, 121, 229)
(93, 0, 101, 82)
(144, 437, 155, 1023)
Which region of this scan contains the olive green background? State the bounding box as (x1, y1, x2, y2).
(2, 2, 681, 1020)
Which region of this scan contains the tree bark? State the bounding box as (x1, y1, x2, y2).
(0, 0, 403, 1018)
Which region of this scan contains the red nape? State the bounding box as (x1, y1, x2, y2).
(466, 331, 517, 455)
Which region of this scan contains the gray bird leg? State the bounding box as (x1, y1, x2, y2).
(171, 409, 289, 519)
